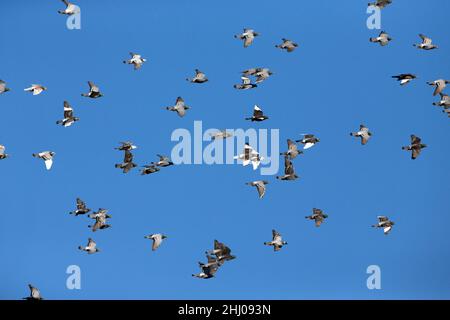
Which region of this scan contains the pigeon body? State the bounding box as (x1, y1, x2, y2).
(123, 52, 146, 70)
(78, 238, 100, 254)
(392, 74, 416, 86)
(372, 216, 395, 235)
(433, 93, 450, 108)
(234, 76, 257, 90)
(166, 97, 190, 117)
(264, 229, 288, 251)
(144, 233, 167, 251)
(427, 79, 449, 96)
(246, 180, 268, 199)
(141, 165, 160, 175)
(186, 69, 208, 83)
(58, 0, 79, 15)
(24, 84, 47, 96)
(370, 31, 392, 46)
(275, 38, 298, 52)
(23, 284, 43, 300)
(280, 139, 303, 159)
(234, 28, 259, 48)
(234, 143, 263, 170)
(276, 155, 299, 180)
(245, 105, 269, 122)
(368, 0, 392, 9)
(414, 34, 438, 50)
(70, 198, 90, 216)
(88, 215, 111, 232)
(305, 208, 329, 227)
(296, 134, 320, 150)
(115, 150, 137, 173)
(32, 151, 55, 170)
(151, 154, 173, 167)
(192, 261, 219, 279)
(56, 101, 79, 127)
(402, 135, 427, 160)
(350, 125, 372, 145)
(81, 81, 103, 98)
(115, 141, 137, 151)
(206, 240, 236, 264)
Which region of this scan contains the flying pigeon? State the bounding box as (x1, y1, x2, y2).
(305, 208, 329, 227)
(166, 97, 190, 117)
(275, 38, 298, 52)
(234, 28, 259, 48)
(23, 284, 43, 300)
(151, 154, 173, 167)
(115, 141, 137, 151)
(32, 151, 55, 170)
(69, 198, 91, 216)
(350, 125, 372, 145)
(392, 74, 417, 86)
(88, 208, 112, 220)
(115, 150, 137, 173)
(264, 229, 288, 252)
(372, 216, 395, 235)
(368, 0, 392, 9)
(78, 238, 100, 254)
(233, 76, 257, 90)
(81, 81, 103, 98)
(56, 101, 79, 127)
(0, 80, 10, 94)
(0, 145, 9, 160)
(210, 130, 232, 140)
(24, 84, 47, 96)
(296, 134, 320, 149)
(234, 143, 263, 170)
(280, 139, 303, 159)
(88, 215, 111, 232)
(370, 31, 392, 46)
(58, 0, 79, 15)
(141, 164, 160, 175)
(246, 180, 269, 199)
(206, 240, 236, 264)
(144, 233, 168, 251)
(427, 79, 449, 96)
(276, 155, 299, 181)
(192, 261, 220, 279)
(186, 69, 208, 83)
(254, 68, 273, 83)
(245, 105, 269, 122)
(402, 135, 427, 160)
(123, 52, 146, 70)
(433, 93, 450, 108)
(414, 34, 438, 50)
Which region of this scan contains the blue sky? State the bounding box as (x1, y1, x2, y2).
(1, 0, 449, 299)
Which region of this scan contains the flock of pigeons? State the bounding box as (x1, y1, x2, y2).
(6, 0, 445, 299)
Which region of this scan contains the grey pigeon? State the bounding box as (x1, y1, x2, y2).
(350, 125, 372, 145)
(368, 0, 392, 9)
(0, 80, 10, 94)
(69, 198, 90, 216)
(166, 97, 190, 117)
(115, 141, 137, 151)
(115, 150, 137, 173)
(402, 135, 427, 160)
(186, 69, 208, 83)
(151, 154, 173, 167)
(392, 74, 417, 86)
(414, 34, 438, 50)
(78, 238, 100, 254)
(141, 164, 160, 175)
(296, 134, 320, 149)
(23, 284, 43, 300)
(370, 31, 392, 46)
(233, 76, 257, 90)
(280, 139, 303, 159)
(264, 229, 288, 252)
(144, 233, 168, 251)
(245, 105, 269, 122)
(275, 38, 298, 52)
(305, 208, 329, 227)
(433, 93, 450, 108)
(276, 155, 299, 181)
(246, 180, 269, 199)
(56, 101, 79, 127)
(123, 52, 146, 70)
(81, 81, 103, 98)
(234, 28, 259, 48)
(427, 79, 449, 96)
(58, 0, 79, 15)
(372, 216, 395, 235)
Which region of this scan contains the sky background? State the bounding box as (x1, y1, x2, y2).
(1, 0, 449, 300)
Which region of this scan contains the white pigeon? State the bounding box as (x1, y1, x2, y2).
(58, 0, 79, 15)
(234, 143, 263, 170)
(32, 151, 55, 170)
(24, 84, 47, 96)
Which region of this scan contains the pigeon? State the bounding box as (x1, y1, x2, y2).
(144, 233, 167, 251)
(427, 79, 449, 96)
(234, 28, 259, 48)
(372, 216, 395, 235)
(115, 141, 137, 151)
(141, 164, 160, 175)
(115, 150, 137, 173)
(264, 229, 288, 252)
(392, 74, 417, 86)
(88, 215, 111, 232)
(276, 155, 299, 181)
(402, 135, 427, 160)
(56, 101, 79, 127)
(202, 254, 224, 268)
(414, 34, 438, 50)
(370, 31, 392, 46)
(166, 97, 190, 117)
(233, 76, 257, 90)
(305, 208, 329, 227)
(246, 180, 269, 199)
(0, 145, 9, 160)
(206, 240, 236, 264)
(58, 0, 79, 15)
(88, 208, 112, 220)
(368, 0, 392, 9)
(275, 38, 298, 52)
(234, 143, 263, 170)
(186, 69, 208, 83)
(32, 151, 55, 170)
(433, 93, 450, 108)
(280, 139, 303, 159)
(69, 198, 91, 216)
(123, 52, 146, 70)
(81, 81, 103, 98)
(245, 105, 269, 122)
(254, 68, 273, 83)
(192, 261, 220, 279)
(23, 284, 43, 300)
(151, 154, 173, 167)
(0, 80, 10, 94)
(350, 125, 372, 145)
(78, 238, 100, 254)
(24, 84, 47, 96)
(210, 130, 232, 140)
(296, 134, 320, 150)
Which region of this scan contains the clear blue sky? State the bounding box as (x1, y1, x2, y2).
(1, 0, 449, 299)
